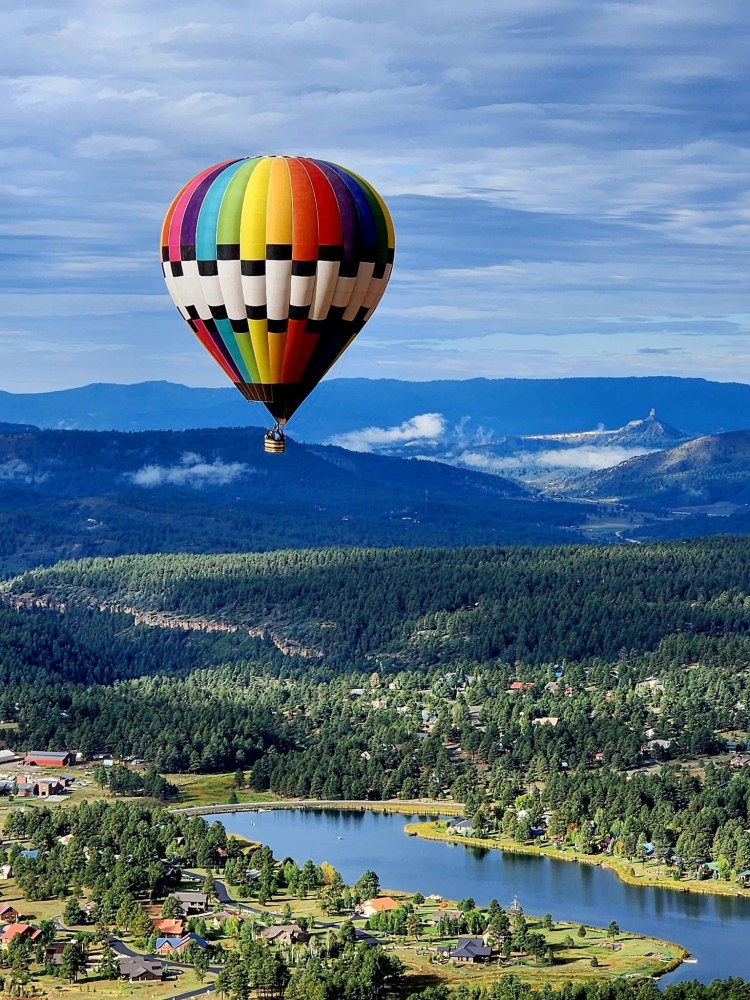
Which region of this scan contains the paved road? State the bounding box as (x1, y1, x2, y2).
(168, 986, 214, 1000)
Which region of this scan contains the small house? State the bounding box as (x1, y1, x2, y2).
(118, 957, 164, 981)
(152, 918, 185, 936)
(448, 819, 475, 836)
(259, 924, 310, 946)
(155, 936, 183, 956)
(155, 933, 207, 957)
(0, 904, 19, 923)
(360, 896, 400, 918)
(169, 891, 209, 914)
(0, 924, 41, 948)
(44, 942, 67, 967)
(448, 937, 492, 963)
(209, 910, 242, 929)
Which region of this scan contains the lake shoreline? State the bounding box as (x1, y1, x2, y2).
(205, 807, 688, 984)
(173, 796, 462, 817)
(405, 820, 750, 902)
(176, 797, 750, 902)
(210, 802, 750, 983)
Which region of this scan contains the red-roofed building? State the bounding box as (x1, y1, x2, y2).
(1, 924, 41, 947)
(152, 918, 185, 936)
(360, 896, 400, 918)
(23, 751, 75, 768)
(508, 682, 533, 692)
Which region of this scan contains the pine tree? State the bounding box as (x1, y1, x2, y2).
(97, 943, 119, 980)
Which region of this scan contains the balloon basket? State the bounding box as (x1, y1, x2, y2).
(264, 426, 286, 454)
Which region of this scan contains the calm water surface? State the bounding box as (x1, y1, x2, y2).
(208, 808, 750, 984)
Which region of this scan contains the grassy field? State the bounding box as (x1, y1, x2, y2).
(406, 819, 750, 900)
(391, 916, 684, 990)
(34, 967, 210, 1000)
(162, 771, 277, 808)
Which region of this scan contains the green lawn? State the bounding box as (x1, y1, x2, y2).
(35, 967, 211, 1000)
(388, 915, 684, 989)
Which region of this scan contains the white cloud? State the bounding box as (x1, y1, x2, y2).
(0, 459, 47, 484)
(456, 446, 654, 473)
(127, 452, 250, 487)
(327, 413, 446, 452)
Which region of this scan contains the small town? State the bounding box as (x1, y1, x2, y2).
(0, 748, 686, 1000)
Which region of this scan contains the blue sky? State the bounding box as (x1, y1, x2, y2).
(3, 0, 750, 391)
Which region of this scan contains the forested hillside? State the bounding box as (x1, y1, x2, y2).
(8, 540, 750, 667)
(4, 540, 750, 878)
(579, 429, 750, 508)
(0, 425, 590, 574)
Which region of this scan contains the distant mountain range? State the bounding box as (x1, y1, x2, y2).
(530, 409, 688, 449)
(0, 423, 592, 574)
(1, 376, 749, 440)
(1, 378, 749, 557)
(370, 408, 692, 486)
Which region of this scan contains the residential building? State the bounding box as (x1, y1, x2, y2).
(169, 891, 209, 914)
(152, 918, 185, 936)
(448, 937, 492, 962)
(155, 933, 208, 957)
(44, 942, 67, 967)
(259, 924, 310, 945)
(118, 956, 164, 981)
(360, 896, 400, 918)
(448, 819, 475, 836)
(0, 904, 19, 923)
(0, 924, 41, 948)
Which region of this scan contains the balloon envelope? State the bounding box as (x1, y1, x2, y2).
(161, 156, 395, 423)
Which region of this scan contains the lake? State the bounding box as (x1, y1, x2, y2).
(207, 807, 750, 984)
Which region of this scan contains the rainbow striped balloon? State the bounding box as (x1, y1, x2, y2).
(161, 156, 395, 424)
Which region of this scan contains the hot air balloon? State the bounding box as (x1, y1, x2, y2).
(161, 156, 395, 453)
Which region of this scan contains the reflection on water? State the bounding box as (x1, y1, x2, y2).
(209, 808, 750, 984)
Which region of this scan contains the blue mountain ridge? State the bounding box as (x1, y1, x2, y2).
(0, 376, 748, 439)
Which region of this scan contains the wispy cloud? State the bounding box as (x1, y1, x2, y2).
(0, 458, 47, 484)
(456, 446, 654, 473)
(327, 413, 446, 452)
(127, 452, 251, 487)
